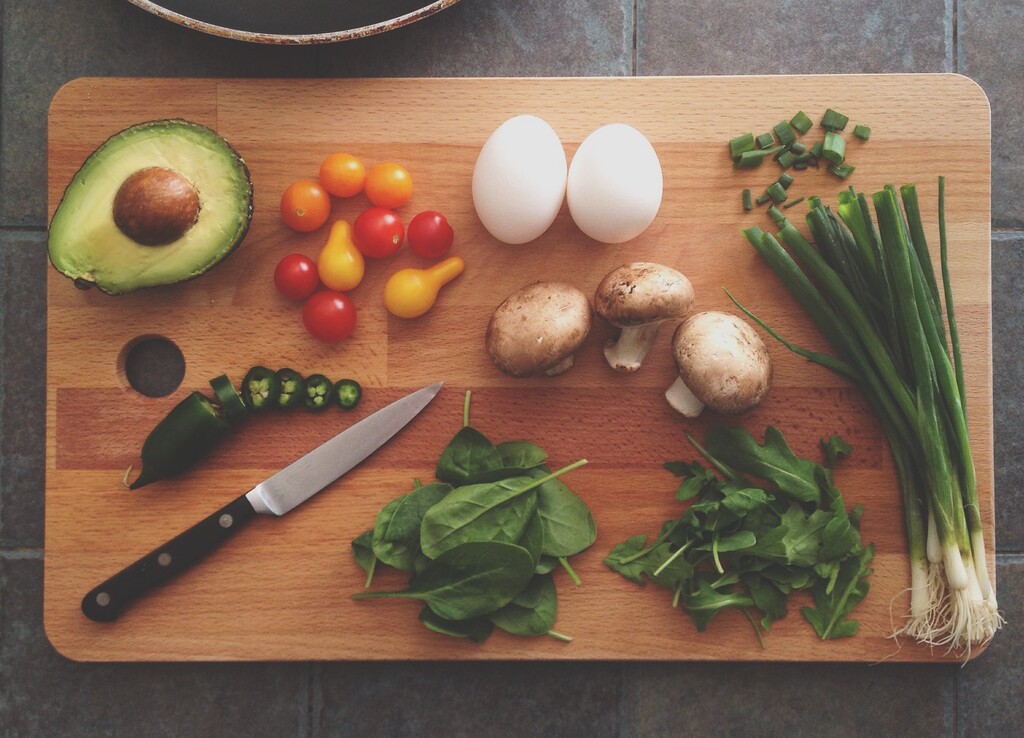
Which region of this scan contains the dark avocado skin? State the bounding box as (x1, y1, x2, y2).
(48, 119, 254, 295)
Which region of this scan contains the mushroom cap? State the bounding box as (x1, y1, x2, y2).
(594, 262, 694, 327)
(671, 311, 772, 414)
(486, 281, 593, 377)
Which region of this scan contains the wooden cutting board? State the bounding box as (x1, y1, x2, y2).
(45, 75, 994, 662)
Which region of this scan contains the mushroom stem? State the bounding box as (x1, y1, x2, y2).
(604, 322, 665, 373)
(544, 355, 576, 376)
(664, 376, 706, 417)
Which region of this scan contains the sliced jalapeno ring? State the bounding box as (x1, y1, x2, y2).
(209, 374, 247, 423)
(303, 373, 333, 412)
(275, 368, 306, 410)
(334, 379, 362, 411)
(241, 365, 281, 411)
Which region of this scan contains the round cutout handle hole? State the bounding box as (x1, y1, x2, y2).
(119, 336, 186, 398)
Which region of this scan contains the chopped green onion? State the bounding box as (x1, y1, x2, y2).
(808, 195, 823, 210)
(755, 193, 771, 206)
(790, 110, 813, 134)
(767, 204, 786, 225)
(734, 146, 782, 168)
(790, 141, 807, 155)
(776, 150, 797, 170)
(729, 133, 756, 159)
(766, 181, 787, 203)
(778, 172, 795, 189)
(783, 196, 806, 209)
(793, 160, 809, 171)
(742, 188, 753, 211)
(829, 162, 856, 179)
(756, 132, 775, 149)
(810, 140, 824, 159)
(820, 108, 849, 131)
(854, 124, 871, 140)
(773, 120, 797, 147)
(822, 131, 846, 164)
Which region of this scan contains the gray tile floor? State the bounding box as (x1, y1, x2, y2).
(2, 0, 1022, 734)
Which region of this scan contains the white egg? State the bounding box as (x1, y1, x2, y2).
(567, 123, 663, 244)
(472, 115, 567, 245)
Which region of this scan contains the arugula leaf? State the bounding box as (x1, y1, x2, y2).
(820, 434, 852, 468)
(743, 573, 789, 630)
(664, 461, 717, 501)
(603, 535, 653, 585)
(679, 576, 756, 632)
(705, 426, 821, 504)
(802, 545, 875, 639)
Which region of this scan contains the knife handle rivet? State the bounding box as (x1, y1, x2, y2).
(96, 592, 111, 607)
(158, 552, 172, 567)
(219, 514, 234, 529)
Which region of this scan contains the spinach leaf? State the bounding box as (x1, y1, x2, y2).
(518, 512, 545, 567)
(488, 573, 558, 637)
(351, 530, 377, 587)
(372, 482, 452, 570)
(352, 541, 535, 621)
(436, 426, 504, 486)
(534, 555, 559, 575)
(497, 441, 548, 469)
(419, 607, 494, 643)
(419, 479, 539, 560)
(527, 468, 597, 557)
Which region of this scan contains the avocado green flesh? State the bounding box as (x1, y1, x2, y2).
(48, 120, 253, 295)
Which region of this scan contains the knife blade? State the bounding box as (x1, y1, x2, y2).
(81, 381, 443, 622)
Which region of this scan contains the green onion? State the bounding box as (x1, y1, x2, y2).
(742, 188, 753, 211)
(829, 162, 856, 179)
(756, 132, 776, 149)
(737, 180, 1002, 653)
(822, 131, 846, 164)
(767, 204, 786, 225)
(810, 140, 824, 159)
(778, 172, 795, 189)
(821, 108, 849, 131)
(729, 133, 756, 159)
(766, 182, 787, 203)
(854, 124, 871, 140)
(790, 110, 813, 134)
(777, 150, 797, 170)
(783, 196, 805, 209)
(790, 141, 807, 155)
(755, 193, 771, 206)
(734, 147, 782, 168)
(773, 120, 797, 147)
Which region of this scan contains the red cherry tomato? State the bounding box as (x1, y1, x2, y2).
(353, 207, 404, 259)
(273, 254, 320, 301)
(302, 290, 357, 343)
(407, 211, 455, 258)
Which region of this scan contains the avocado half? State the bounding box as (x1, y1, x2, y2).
(48, 119, 253, 295)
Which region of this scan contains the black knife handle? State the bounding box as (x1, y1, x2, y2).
(81, 494, 258, 622)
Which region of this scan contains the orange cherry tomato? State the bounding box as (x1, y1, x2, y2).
(364, 162, 413, 209)
(280, 179, 331, 232)
(319, 153, 366, 198)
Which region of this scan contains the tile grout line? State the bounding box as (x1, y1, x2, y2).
(631, 0, 638, 76)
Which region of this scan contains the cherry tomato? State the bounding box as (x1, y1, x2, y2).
(302, 290, 357, 343)
(353, 207, 405, 259)
(280, 179, 331, 232)
(407, 211, 455, 258)
(364, 162, 413, 209)
(319, 153, 366, 198)
(273, 253, 320, 301)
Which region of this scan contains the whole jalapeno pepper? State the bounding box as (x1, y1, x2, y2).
(334, 379, 362, 411)
(303, 373, 333, 411)
(129, 391, 232, 489)
(241, 365, 281, 411)
(276, 368, 306, 410)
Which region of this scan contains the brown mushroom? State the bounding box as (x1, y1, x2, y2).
(665, 311, 772, 417)
(486, 282, 592, 377)
(594, 262, 695, 372)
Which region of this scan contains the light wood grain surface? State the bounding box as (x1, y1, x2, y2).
(45, 75, 993, 661)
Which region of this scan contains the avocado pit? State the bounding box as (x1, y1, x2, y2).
(113, 166, 200, 246)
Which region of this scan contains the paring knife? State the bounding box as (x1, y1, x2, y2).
(81, 381, 443, 622)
